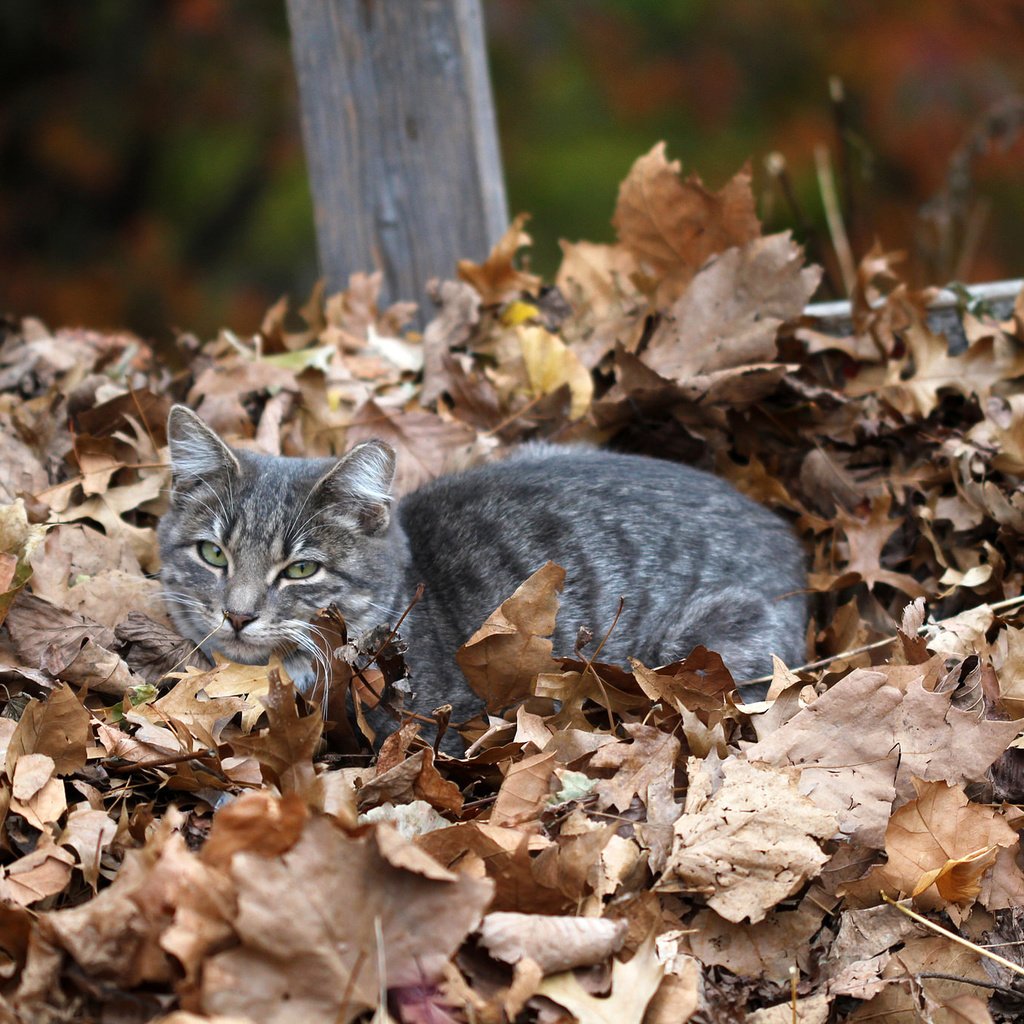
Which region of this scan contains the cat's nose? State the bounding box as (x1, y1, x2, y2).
(225, 610, 258, 633)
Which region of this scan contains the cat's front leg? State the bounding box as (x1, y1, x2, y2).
(281, 648, 318, 698)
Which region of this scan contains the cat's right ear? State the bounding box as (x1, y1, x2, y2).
(166, 405, 240, 490)
(313, 439, 396, 535)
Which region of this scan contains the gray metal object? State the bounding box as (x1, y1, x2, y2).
(804, 278, 1022, 352)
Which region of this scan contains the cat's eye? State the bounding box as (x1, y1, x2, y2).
(282, 560, 319, 580)
(197, 540, 228, 568)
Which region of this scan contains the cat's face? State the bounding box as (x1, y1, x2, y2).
(158, 406, 398, 671)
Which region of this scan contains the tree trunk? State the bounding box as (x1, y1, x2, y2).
(286, 0, 508, 320)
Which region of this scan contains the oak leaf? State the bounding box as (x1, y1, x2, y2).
(844, 780, 1021, 913)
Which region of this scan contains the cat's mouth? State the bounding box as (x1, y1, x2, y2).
(207, 627, 296, 666)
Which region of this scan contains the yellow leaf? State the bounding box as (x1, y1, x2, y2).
(501, 300, 540, 327)
(518, 325, 593, 419)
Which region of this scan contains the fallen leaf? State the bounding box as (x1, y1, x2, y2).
(456, 562, 565, 713)
(660, 758, 836, 923)
(201, 816, 493, 1024)
(612, 142, 760, 305)
(642, 233, 821, 380)
(479, 912, 627, 974)
(457, 213, 541, 305)
(537, 930, 664, 1024)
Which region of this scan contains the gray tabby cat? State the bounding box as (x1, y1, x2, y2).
(159, 405, 806, 740)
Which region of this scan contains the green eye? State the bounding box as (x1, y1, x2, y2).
(198, 540, 228, 567)
(282, 560, 319, 580)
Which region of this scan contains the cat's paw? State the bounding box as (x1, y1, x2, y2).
(282, 653, 317, 697)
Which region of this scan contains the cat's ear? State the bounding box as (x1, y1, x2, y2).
(166, 405, 240, 489)
(314, 439, 396, 535)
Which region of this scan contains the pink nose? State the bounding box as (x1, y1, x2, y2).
(225, 611, 257, 633)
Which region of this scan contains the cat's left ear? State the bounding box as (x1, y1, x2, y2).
(314, 439, 397, 535)
(166, 405, 241, 490)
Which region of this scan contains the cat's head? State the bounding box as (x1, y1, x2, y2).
(158, 404, 400, 671)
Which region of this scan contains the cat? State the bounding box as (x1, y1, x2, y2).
(158, 405, 806, 744)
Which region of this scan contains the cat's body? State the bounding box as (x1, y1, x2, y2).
(159, 407, 806, 738)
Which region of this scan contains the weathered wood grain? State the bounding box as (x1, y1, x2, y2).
(286, 0, 508, 320)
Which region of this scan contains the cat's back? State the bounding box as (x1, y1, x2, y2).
(397, 445, 803, 642)
(394, 444, 806, 710)
(399, 444, 789, 547)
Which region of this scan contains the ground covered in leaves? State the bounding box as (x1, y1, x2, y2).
(2, 143, 1024, 1023)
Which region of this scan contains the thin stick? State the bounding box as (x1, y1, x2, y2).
(916, 972, 1021, 997)
(882, 893, 1024, 978)
(765, 151, 843, 299)
(482, 391, 550, 438)
(106, 749, 218, 774)
(829, 76, 858, 254)
(738, 593, 1024, 687)
(815, 144, 857, 295)
(575, 597, 625, 734)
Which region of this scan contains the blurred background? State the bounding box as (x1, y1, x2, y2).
(1, 0, 1022, 346)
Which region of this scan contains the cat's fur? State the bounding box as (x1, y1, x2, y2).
(159, 406, 806, 736)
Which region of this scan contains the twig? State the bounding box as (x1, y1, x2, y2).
(578, 597, 625, 734)
(482, 391, 550, 438)
(106, 749, 218, 775)
(738, 593, 1024, 687)
(815, 144, 856, 295)
(916, 972, 1022, 998)
(882, 893, 1024, 978)
(765, 152, 842, 299)
(829, 76, 859, 256)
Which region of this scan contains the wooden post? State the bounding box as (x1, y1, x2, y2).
(286, 0, 508, 318)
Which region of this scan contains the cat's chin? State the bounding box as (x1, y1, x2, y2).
(207, 636, 286, 667)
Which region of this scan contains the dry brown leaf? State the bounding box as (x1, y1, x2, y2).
(642, 233, 820, 380)
(812, 492, 929, 598)
(747, 993, 831, 1024)
(537, 930, 665, 1024)
(590, 723, 680, 816)
(457, 213, 541, 305)
(5, 684, 89, 779)
(32, 813, 186, 986)
(846, 934, 991, 1023)
(660, 758, 836, 924)
(201, 816, 493, 1024)
(875, 306, 1024, 417)
(227, 671, 322, 805)
(612, 142, 760, 305)
(479, 912, 626, 975)
(0, 838, 76, 907)
(115, 612, 212, 683)
(456, 561, 565, 713)
(57, 806, 119, 890)
(57, 471, 165, 572)
(748, 663, 1024, 849)
(688, 885, 832, 979)
(491, 751, 556, 828)
(420, 278, 482, 405)
(844, 780, 1021, 913)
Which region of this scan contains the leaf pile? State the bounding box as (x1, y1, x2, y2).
(2, 143, 1024, 1023)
